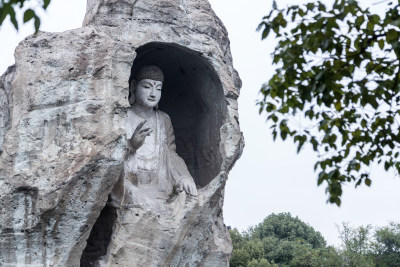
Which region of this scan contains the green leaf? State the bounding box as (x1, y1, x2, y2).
(281, 130, 287, 141)
(23, 9, 35, 23)
(333, 197, 341, 206)
(43, 0, 51, 9)
(310, 138, 318, 152)
(387, 29, 399, 42)
(378, 39, 385, 50)
(371, 14, 380, 24)
(306, 3, 315, 10)
(8, 6, 18, 30)
(318, 172, 326, 185)
(272, 0, 277, 9)
(34, 15, 41, 32)
(384, 161, 390, 171)
(334, 101, 341, 111)
(367, 21, 374, 32)
(355, 15, 365, 27)
(0, 3, 11, 25)
(262, 25, 271, 39)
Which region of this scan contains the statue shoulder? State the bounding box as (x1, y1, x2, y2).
(157, 110, 171, 123)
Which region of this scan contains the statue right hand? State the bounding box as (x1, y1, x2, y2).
(128, 120, 152, 150)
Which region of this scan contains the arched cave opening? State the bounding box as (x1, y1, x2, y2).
(80, 42, 226, 266)
(130, 42, 226, 188)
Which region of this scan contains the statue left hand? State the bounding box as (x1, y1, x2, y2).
(178, 178, 197, 196)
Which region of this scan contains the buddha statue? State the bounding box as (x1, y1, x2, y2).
(109, 65, 197, 208)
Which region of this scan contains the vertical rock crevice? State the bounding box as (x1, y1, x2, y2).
(80, 202, 118, 267)
(0, 65, 16, 155)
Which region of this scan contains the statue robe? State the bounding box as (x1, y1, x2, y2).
(110, 107, 194, 206)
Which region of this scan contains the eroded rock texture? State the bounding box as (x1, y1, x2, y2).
(0, 0, 242, 266)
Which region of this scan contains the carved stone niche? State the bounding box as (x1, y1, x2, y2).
(80, 42, 227, 266)
(130, 42, 226, 188)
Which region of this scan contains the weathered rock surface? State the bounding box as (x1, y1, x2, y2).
(0, 0, 242, 266)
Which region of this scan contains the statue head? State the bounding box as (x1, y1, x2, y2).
(129, 65, 164, 108)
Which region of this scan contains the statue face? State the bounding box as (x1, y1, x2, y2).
(134, 79, 162, 108)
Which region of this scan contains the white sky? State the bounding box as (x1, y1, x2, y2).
(1, 0, 399, 246)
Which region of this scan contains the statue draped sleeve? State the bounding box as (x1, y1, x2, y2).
(162, 112, 194, 184)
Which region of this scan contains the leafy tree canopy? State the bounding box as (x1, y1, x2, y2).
(258, 0, 400, 205)
(337, 222, 375, 266)
(251, 213, 326, 249)
(0, 0, 51, 32)
(372, 222, 400, 266)
(230, 214, 400, 267)
(229, 213, 333, 267)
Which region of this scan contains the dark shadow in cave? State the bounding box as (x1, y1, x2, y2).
(80, 199, 117, 267)
(130, 42, 226, 188)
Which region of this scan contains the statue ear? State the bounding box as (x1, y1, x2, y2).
(129, 79, 137, 106)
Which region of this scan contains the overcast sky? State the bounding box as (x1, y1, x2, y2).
(1, 0, 399, 246)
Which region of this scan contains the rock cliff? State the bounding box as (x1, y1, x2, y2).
(0, 0, 242, 266)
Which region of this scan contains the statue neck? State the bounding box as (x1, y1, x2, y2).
(132, 104, 155, 118)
